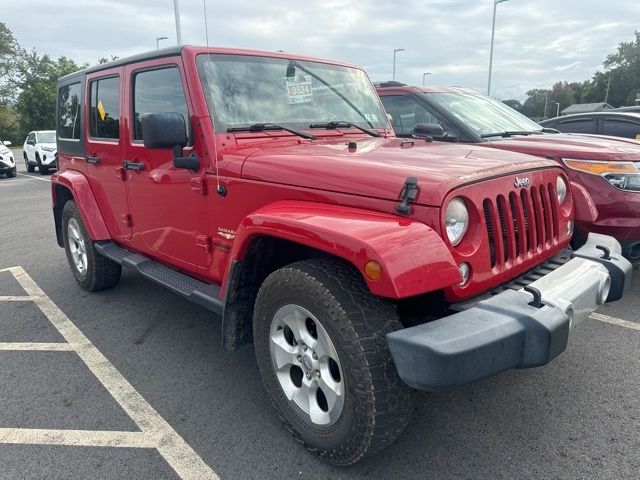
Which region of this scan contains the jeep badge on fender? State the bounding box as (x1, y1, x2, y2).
(51, 45, 632, 466)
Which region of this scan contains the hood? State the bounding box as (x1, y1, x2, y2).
(488, 133, 640, 161)
(239, 137, 559, 206)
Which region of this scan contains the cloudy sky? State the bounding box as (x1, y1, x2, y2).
(3, 0, 639, 100)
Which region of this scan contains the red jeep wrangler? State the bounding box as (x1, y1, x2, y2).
(52, 46, 632, 465)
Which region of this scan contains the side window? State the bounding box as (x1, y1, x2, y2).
(58, 83, 82, 140)
(133, 67, 190, 141)
(27, 133, 35, 143)
(380, 95, 444, 136)
(89, 76, 120, 140)
(555, 118, 594, 134)
(602, 118, 640, 139)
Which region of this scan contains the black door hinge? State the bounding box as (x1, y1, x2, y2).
(396, 176, 419, 215)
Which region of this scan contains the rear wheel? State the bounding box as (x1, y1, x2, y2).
(62, 200, 121, 291)
(253, 258, 412, 465)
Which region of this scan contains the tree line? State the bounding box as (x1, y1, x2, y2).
(503, 32, 640, 119)
(0, 22, 116, 144)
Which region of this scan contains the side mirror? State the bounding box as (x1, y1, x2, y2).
(412, 123, 444, 139)
(140, 112, 200, 171)
(27, 140, 34, 145)
(3, 141, 11, 146)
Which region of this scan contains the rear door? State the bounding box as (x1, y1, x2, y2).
(84, 67, 131, 240)
(123, 58, 210, 272)
(553, 116, 596, 134)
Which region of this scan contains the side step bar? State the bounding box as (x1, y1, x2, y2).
(95, 242, 224, 315)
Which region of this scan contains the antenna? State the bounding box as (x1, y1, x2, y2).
(202, 0, 225, 196)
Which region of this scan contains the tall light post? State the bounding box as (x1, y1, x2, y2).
(173, 0, 183, 45)
(422, 72, 432, 85)
(156, 36, 169, 50)
(487, 0, 509, 96)
(544, 101, 560, 119)
(393, 48, 405, 81)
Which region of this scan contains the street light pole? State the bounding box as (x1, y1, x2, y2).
(422, 72, 432, 85)
(393, 48, 405, 81)
(487, 0, 509, 96)
(155, 36, 169, 50)
(173, 0, 183, 45)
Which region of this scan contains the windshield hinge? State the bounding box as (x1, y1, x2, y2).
(190, 177, 208, 196)
(396, 177, 419, 215)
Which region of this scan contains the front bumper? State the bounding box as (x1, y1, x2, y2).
(40, 152, 57, 166)
(387, 233, 632, 391)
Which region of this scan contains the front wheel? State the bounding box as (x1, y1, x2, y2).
(6, 168, 16, 178)
(253, 259, 412, 466)
(62, 200, 121, 291)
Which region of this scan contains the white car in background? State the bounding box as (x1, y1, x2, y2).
(23, 130, 57, 174)
(0, 140, 16, 178)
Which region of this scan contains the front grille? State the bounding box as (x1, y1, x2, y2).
(483, 182, 559, 268)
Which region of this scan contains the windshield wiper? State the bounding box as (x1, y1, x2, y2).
(227, 123, 316, 140)
(308, 121, 380, 137)
(480, 130, 544, 138)
(288, 61, 375, 129)
(541, 127, 560, 134)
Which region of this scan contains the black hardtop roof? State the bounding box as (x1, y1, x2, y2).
(58, 45, 185, 83)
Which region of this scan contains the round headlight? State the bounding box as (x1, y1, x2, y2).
(445, 198, 469, 246)
(556, 176, 567, 204)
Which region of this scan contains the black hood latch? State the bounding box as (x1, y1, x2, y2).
(396, 176, 419, 215)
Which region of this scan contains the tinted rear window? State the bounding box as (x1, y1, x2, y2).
(58, 83, 82, 140)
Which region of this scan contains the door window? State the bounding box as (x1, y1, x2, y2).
(602, 118, 640, 138)
(554, 117, 595, 134)
(58, 83, 82, 139)
(132, 67, 190, 141)
(89, 76, 120, 140)
(380, 95, 445, 136)
(27, 133, 35, 143)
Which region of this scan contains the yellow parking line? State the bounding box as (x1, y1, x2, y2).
(590, 312, 640, 331)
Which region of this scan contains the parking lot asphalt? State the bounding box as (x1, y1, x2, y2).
(1, 159, 639, 479)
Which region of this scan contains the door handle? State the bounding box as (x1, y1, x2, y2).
(123, 160, 145, 171)
(85, 156, 100, 164)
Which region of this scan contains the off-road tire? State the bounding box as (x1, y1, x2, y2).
(6, 168, 16, 178)
(253, 258, 413, 466)
(62, 200, 121, 291)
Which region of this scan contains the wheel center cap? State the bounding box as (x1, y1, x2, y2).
(301, 355, 313, 372)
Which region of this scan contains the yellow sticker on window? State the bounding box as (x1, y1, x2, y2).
(97, 99, 106, 121)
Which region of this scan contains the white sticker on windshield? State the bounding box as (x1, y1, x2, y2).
(284, 74, 313, 104)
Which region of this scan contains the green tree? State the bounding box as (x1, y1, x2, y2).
(0, 22, 22, 142)
(547, 81, 576, 116)
(522, 88, 549, 118)
(13, 51, 86, 139)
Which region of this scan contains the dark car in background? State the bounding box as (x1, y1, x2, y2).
(539, 112, 640, 140)
(375, 83, 640, 263)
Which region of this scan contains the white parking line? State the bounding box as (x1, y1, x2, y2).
(0, 266, 218, 480)
(590, 312, 640, 331)
(15, 173, 51, 183)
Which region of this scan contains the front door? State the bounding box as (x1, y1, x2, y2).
(25, 132, 36, 162)
(123, 59, 210, 272)
(84, 67, 131, 240)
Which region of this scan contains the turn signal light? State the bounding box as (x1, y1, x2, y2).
(364, 261, 382, 281)
(563, 159, 638, 175)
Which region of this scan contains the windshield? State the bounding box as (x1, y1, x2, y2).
(196, 54, 389, 132)
(38, 132, 56, 143)
(426, 92, 543, 136)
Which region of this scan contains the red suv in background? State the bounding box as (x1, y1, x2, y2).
(376, 83, 640, 264)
